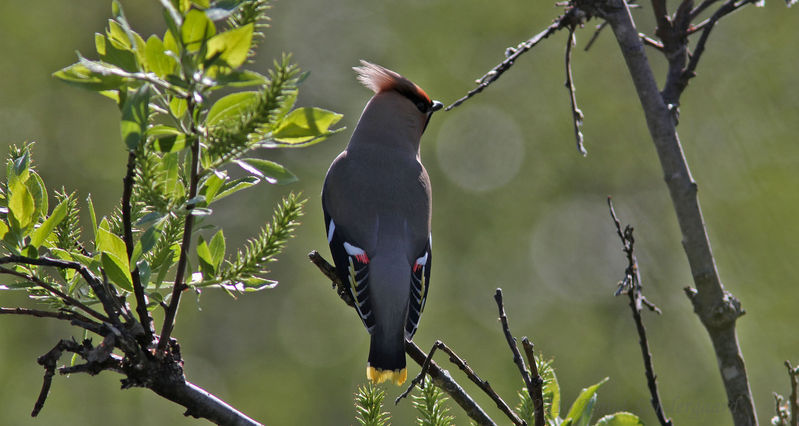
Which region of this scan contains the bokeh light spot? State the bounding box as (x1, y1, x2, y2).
(435, 105, 524, 192)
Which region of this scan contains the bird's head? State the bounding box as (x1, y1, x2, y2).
(353, 60, 442, 136)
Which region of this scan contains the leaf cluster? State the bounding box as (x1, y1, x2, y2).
(515, 356, 643, 426)
(355, 383, 391, 426)
(412, 377, 455, 426)
(1, 0, 341, 345)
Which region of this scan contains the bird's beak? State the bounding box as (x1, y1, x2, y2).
(431, 100, 444, 112)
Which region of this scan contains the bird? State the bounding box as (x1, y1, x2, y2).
(322, 61, 442, 386)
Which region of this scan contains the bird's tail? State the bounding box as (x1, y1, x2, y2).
(367, 334, 407, 385)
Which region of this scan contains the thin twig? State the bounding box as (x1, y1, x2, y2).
(158, 98, 202, 354)
(679, 0, 754, 97)
(787, 360, 798, 426)
(404, 340, 496, 426)
(564, 26, 586, 156)
(398, 340, 522, 426)
(32, 339, 86, 416)
(640, 33, 665, 50)
(521, 338, 545, 426)
(0, 307, 103, 333)
(122, 150, 154, 344)
(0, 266, 109, 323)
(494, 289, 535, 398)
(309, 251, 495, 426)
(584, 21, 608, 51)
(607, 197, 671, 426)
(446, 11, 576, 110)
(309, 250, 354, 307)
(690, 0, 722, 20)
(0, 255, 121, 322)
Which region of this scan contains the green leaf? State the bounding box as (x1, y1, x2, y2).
(137, 260, 152, 289)
(140, 225, 159, 254)
(212, 69, 269, 88)
(95, 33, 107, 55)
(30, 199, 69, 248)
(107, 19, 133, 50)
(192, 0, 211, 8)
(542, 360, 561, 421)
(200, 171, 226, 204)
(235, 158, 297, 185)
(96, 226, 129, 264)
(181, 9, 216, 52)
(8, 147, 31, 185)
(163, 28, 179, 55)
(271, 107, 343, 146)
(594, 412, 644, 426)
(170, 97, 188, 118)
(100, 33, 140, 72)
(162, 152, 183, 197)
(145, 35, 176, 77)
(0, 221, 8, 240)
(120, 84, 151, 150)
(152, 134, 188, 153)
(26, 172, 48, 222)
(196, 236, 216, 275)
(563, 377, 608, 426)
(53, 62, 126, 92)
(8, 179, 35, 233)
(212, 176, 258, 201)
(205, 24, 253, 69)
(96, 225, 133, 291)
(130, 240, 143, 269)
(102, 252, 134, 291)
(206, 91, 258, 127)
(149, 124, 181, 136)
(216, 276, 277, 292)
(87, 194, 98, 245)
(209, 229, 225, 269)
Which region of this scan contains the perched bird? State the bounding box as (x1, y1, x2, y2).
(322, 61, 442, 386)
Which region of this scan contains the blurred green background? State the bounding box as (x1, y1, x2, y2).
(0, 1, 797, 424)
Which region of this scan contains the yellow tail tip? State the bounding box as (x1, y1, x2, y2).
(367, 366, 407, 386)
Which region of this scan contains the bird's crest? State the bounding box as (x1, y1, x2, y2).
(354, 60, 432, 105)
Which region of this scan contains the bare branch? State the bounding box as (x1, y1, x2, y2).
(690, 0, 722, 20)
(309, 250, 495, 426)
(787, 360, 798, 426)
(151, 380, 262, 426)
(583, 21, 608, 51)
(564, 27, 586, 156)
(32, 339, 87, 416)
(521, 338, 545, 426)
(0, 266, 109, 323)
(607, 197, 671, 426)
(600, 2, 756, 423)
(494, 289, 535, 398)
(0, 307, 104, 334)
(680, 0, 755, 95)
(640, 33, 665, 50)
(158, 98, 202, 354)
(309, 250, 354, 307)
(122, 150, 155, 344)
(0, 255, 128, 322)
(446, 10, 577, 111)
(398, 340, 521, 425)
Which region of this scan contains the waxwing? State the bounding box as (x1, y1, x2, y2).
(322, 61, 442, 385)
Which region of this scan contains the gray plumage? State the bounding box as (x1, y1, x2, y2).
(322, 61, 440, 385)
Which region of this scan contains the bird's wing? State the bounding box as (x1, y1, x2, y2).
(405, 233, 432, 340)
(323, 205, 375, 334)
